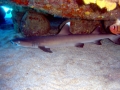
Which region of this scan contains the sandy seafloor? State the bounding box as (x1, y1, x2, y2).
(0, 19, 120, 90)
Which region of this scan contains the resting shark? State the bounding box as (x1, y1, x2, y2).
(10, 23, 120, 53)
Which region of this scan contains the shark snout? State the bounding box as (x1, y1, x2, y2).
(10, 40, 14, 45)
(10, 40, 17, 45)
(10, 40, 21, 46)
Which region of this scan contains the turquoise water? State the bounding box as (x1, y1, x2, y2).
(1, 6, 13, 18)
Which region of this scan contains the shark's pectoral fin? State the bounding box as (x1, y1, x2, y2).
(39, 46, 53, 53)
(75, 43, 84, 48)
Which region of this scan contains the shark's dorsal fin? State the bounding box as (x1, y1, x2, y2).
(91, 26, 102, 34)
(57, 22, 72, 35)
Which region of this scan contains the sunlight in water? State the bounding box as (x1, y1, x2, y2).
(1, 6, 13, 18)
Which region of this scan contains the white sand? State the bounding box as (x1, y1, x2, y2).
(0, 28, 120, 90)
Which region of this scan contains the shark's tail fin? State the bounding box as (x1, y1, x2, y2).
(109, 35, 120, 45)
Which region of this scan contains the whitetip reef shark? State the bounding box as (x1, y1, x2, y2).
(11, 22, 120, 53)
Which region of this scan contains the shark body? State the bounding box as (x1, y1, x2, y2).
(11, 24, 120, 53)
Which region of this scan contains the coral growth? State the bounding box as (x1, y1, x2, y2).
(83, 0, 117, 11)
(11, 0, 120, 20)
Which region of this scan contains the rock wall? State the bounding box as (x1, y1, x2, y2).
(0, 6, 5, 24)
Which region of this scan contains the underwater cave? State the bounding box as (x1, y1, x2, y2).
(0, 1, 120, 90)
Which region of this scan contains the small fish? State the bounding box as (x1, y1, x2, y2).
(11, 23, 120, 53)
(109, 19, 120, 35)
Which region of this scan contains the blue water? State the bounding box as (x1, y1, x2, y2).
(1, 6, 13, 18)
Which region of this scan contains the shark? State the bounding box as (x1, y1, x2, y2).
(10, 23, 120, 53)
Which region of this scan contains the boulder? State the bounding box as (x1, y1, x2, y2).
(70, 19, 101, 34)
(20, 11, 50, 37)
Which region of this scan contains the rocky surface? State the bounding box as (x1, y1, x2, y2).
(1, 0, 120, 20)
(1, 0, 119, 35)
(70, 19, 101, 34)
(11, 6, 31, 32)
(0, 6, 6, 24)
(9, 0, 120, 20)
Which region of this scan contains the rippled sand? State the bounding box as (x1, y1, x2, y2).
(0, 28, 120, 90)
